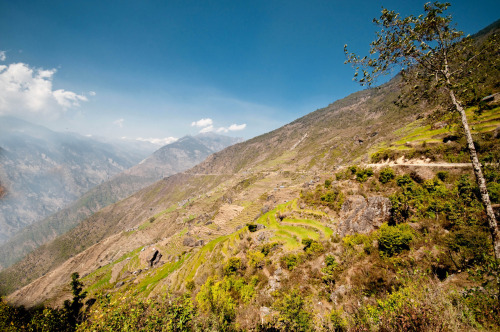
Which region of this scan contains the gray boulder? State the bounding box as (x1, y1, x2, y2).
(338, 195, 391, 236)
(183, 236, 204, 247)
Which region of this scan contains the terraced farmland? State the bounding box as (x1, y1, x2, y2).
(391, 106, 499, 149)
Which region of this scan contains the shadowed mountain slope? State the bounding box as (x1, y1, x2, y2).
(0, 116, 147, 243)
(0, 134, 240, 270)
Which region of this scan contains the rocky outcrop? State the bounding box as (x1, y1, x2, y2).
(148, 249, 163, 268)
(337, 195, 391, 236)
(183, 237, 205, 247)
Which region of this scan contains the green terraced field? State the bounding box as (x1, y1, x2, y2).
(376, 106, 500, 154)
(83, 198, 335, 298)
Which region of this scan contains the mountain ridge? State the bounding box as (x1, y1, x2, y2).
(0, 116, 148, 243)
(0, 132, 241, 270)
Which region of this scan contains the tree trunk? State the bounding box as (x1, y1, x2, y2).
(448, 88, 500, 259)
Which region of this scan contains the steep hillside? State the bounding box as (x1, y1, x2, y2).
(0, 117, 147, 243)
(1, 16, 499, 332)
(3, 60, 499, 306)
(0, 76, 418, 298)
(125, 134, 241, 179)
(0, 134, 240, 270)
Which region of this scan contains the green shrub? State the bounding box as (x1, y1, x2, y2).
(462, 286, 500, 327)
(335, 171, 348, 180)
(320, 189, 345, 211)
(302, 185, 344, 211)
(389, 175, 427, 223)
(487, 182, 500, 203)
(302, 238, 324, 255)
(348, 166, 358, 174)
(322, 255, 339, 286)
(343, 233, 372, 253)
(79, 293, 196, 331)
(234, 276, 258, 304)
(436, 171, 449, 182)
(280, 253, 304, 271)
(197, 277, 236, 328)
(186, 279, 195, 291)
(247, 224, 258, 232)
(378, 223, 414, 257)
(355, 168, 374, 183)
(29, 307, 70, 332)
(247, 250, 265, 268)
(273, 289, 312, 332)
(330, 309, 347, 332)
(396, 174, 413, 187)
(445, 226, 492, 268)
(379, 167, 395, 184)
(260, 242, 280, 256)
(456, 175, 477, 202)
(325, 179, 332, 188)
(371, 149, 399, 163)
(223, 257, 243, 276)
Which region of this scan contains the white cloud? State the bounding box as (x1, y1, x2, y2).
(113, 118, 125, 128)
(53, 89, 88, 108)
(199, 125, 214, 133)
(0, 51, 6, 61)
(0, 62, 88, 119)
(89, 91, 96, 96)
(191, 117, 247, 134)
(191, 118, 213, 127)
(214, 123, 247, 133)
(136, 137, 178, 146)
(228, 123, 246, 131)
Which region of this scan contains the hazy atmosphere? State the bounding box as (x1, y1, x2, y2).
(1, 0, 498, 144)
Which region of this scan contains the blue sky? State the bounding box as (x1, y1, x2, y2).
(0, 0, 498, 145)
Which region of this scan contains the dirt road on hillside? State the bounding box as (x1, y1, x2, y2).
(367, 162, 475, 168)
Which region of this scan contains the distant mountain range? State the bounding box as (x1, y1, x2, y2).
(123, 133, 242, 180)
(0, 125, 241, 269)
(0, 116, 151, 243)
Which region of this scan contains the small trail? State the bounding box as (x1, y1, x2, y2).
(181, 172, 234, 176)
(291, 133, 308, 150)
(368, 162, 499, 168)
(367, 162, 474, 168)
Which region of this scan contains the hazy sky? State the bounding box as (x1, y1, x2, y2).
(1, 0, 498, 144)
